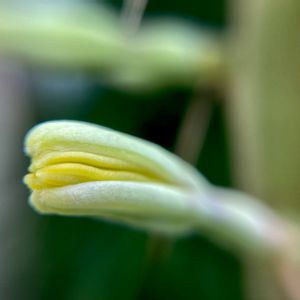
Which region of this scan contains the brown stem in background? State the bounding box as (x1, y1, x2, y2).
(121, 0, 148, 36)
(279, 262, 300, 300)
(175, 92, 214, 164)
(144, 89, 214, 270)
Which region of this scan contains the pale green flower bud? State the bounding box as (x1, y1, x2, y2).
(24, 121, 295, 256)
(24, 121, 210, 234)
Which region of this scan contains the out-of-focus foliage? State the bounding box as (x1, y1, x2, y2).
(0, 3, 223, 89)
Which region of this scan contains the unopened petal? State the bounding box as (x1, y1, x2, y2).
(30, 181, 200, 234)
(25, 120, 207, 190)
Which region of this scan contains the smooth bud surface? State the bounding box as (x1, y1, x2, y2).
(24, 120, 210, 234)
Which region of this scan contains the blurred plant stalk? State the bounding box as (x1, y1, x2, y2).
(0, 3, 223, 89)
(0, 60, 36, 299)
(228, 0, 300, 299)
(228, 0, 300, 216)
(121, 0, 148, 35)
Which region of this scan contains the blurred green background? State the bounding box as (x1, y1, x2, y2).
(0, 1, 245, 300)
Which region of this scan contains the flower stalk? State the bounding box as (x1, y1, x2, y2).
(24, 121, 300, 259)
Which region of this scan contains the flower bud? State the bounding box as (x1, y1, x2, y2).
(24, 120, 209, 234)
